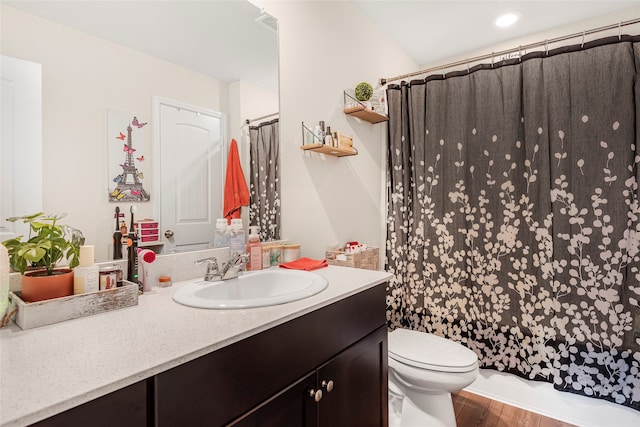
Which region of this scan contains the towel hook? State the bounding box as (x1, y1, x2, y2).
(581, 31, 585, 48)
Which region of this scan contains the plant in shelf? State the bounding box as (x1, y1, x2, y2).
(355, 82, 374, 103)
(2, 212, 85, 302)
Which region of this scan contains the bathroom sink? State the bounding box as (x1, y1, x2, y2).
(172, 269, 329, 309)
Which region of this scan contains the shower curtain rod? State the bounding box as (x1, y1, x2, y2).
(380, 17, 640, 85)
(245, 112, 279, 124)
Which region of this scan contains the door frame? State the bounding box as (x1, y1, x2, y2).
(151, 96, 227, 251)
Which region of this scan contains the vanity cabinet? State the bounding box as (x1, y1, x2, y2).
(31, 381, 149, 427)
(154, 283, 388, 427)
(230, 326, 387, 427)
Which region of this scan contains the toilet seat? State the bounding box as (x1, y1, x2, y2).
(388, 328, 478, 373)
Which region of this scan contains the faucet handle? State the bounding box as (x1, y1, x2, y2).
(195, 256, 218, 267)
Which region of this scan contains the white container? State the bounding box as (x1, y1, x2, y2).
(229, 218, 245, 256)
(213, 218, 230, 248)
(282, 244, 301, 263)
(73, 245, 99, 294)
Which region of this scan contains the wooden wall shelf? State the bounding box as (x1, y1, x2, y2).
(343, 90, 389, 124)
(343, 105, 389, 124)
(300, 143, 357, 157)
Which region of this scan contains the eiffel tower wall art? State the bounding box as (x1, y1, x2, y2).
(107, 109, 151, 202)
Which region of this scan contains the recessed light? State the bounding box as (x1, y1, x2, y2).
(495, 12, 520, 27)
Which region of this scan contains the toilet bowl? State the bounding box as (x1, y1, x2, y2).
(388, 328, 479, 427)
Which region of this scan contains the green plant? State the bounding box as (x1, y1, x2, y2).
(2, 212, 85, 275)
(354, 82, 374, 102)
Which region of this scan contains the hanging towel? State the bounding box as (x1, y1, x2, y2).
(279, 258, 328, 271)
(223, 139, 250, 222)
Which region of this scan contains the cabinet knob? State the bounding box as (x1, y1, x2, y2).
(321, 380, 334, 393)
(309, 389, 323, 402)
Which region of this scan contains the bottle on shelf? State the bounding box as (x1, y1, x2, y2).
(245, 226, 262, 271)
(324, 126, 334, 146)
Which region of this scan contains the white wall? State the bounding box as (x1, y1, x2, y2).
(265, 1, 418, 262)
(1, 5, 226, 261)
(228, 79, 279, 230)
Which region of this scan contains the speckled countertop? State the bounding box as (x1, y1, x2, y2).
(0, 265, 392, 426)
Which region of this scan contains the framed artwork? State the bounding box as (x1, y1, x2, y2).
(107, 110, 150, 202)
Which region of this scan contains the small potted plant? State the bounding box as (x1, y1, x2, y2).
(2, 212, 85, 302)
(355, 82, 374, 109)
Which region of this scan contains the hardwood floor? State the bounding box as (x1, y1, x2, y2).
(452, 390, 577, 427)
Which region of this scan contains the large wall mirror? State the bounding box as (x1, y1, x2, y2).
(0, 0, 279, 261)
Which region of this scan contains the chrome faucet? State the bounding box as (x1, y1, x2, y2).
(194, 253, 249, 282)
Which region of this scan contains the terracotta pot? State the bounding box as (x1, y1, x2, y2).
(21, 269, 74, 302)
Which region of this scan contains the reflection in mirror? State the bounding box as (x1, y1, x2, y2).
(0, 0, 279, 261)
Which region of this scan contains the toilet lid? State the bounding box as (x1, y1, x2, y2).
(388, 329, 478, 373)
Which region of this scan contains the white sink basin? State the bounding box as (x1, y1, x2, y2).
(172, 269, 329, 309)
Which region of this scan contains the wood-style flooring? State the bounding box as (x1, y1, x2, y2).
(452, 390, 577, 427)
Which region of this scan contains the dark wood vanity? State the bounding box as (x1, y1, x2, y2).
(32, 284, 388, 427)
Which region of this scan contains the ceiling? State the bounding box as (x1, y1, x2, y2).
(3, 1, 639, 91)
(352, 0, 640, 69)
(2, 0, 279, 91)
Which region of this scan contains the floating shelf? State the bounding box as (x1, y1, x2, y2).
(343, 105, 389, 124)
(343, 90, 389, 124)
(300, 143, 357, 157)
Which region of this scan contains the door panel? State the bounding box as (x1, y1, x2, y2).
(318, 327, 388, 427)
(228, 372, 317, 427)
(157, 101, 225, 252)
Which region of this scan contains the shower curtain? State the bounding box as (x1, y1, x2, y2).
(249, 119, 281, 241)
(386, 36, 640, 410)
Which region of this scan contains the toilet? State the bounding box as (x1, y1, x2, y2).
(388, 328, 479, 427)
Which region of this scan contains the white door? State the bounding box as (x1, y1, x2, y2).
(0, 56, 43, 241)
(154, 98, 225, 253)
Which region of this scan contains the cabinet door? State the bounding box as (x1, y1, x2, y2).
(31, 380, 149, 427)
(317, 326, 388, 427)
(228, 372, 317, 427)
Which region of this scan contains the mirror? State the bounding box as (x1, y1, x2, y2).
(1, 0, 279, 261)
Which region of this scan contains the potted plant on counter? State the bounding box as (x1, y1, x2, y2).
(2, 212, 85, 302)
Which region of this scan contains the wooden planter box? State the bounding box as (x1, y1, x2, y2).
(9, 280, 139, 330)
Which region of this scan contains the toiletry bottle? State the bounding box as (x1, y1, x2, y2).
(324, 126, 333, 146)
(245, 226, 262, 271)
(214, 218, 230, 248)
(314, 124, 323, 144)
(229, 218, 245, 257)
(74, 245, 99, 294)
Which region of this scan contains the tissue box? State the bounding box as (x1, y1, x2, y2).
(326, 247, 379, 270)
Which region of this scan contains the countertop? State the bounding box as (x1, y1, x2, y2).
(0, 266, 392, 426)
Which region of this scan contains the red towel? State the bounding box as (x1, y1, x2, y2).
(279, 258, 328, 271)
(223, 139, 250, 222)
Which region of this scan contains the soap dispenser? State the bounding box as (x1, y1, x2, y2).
(245, 226, 262, 271)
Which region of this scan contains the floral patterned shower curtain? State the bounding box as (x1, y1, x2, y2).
(249, 119, 281, 241)
(386, 36, 640, 410)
